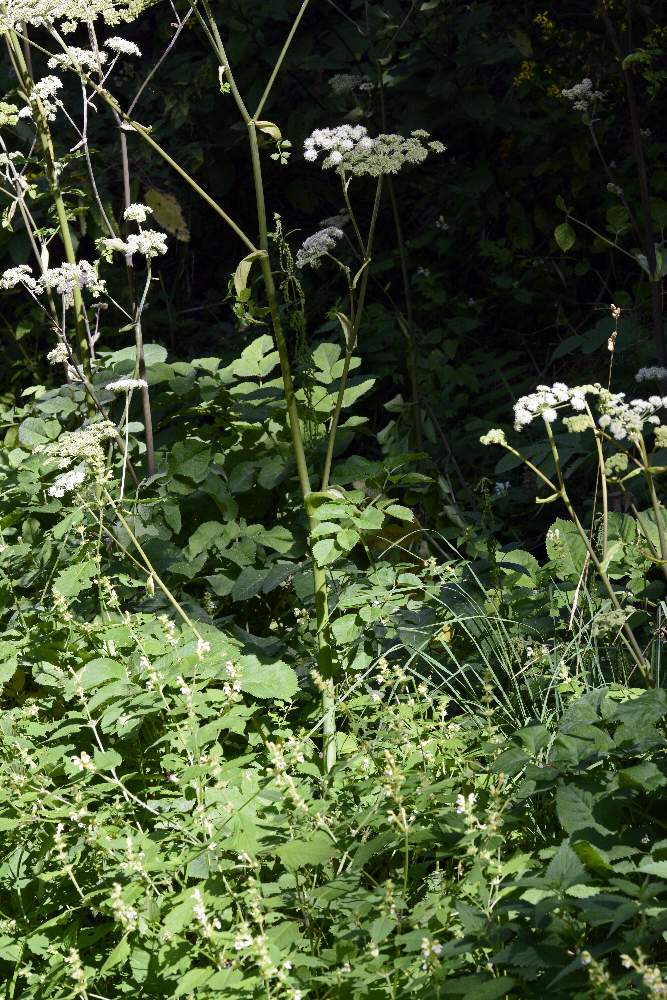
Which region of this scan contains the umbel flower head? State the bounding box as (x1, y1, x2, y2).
(561, 78, 604, 113)
(295, 227, 343, 269)
(0, 0, 151, 33)
(0, 260, 105, 305)
(303, 125, 445, 176)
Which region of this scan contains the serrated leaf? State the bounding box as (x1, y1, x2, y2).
(239, 657, 298, 700)
(312, 537, 338, 566)
(53, 559, 97, 598)
(276, 830, 338, 869)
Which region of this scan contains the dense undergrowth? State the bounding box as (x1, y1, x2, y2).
(1, 1, 667, 997)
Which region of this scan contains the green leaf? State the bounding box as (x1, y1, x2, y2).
(233, 250, 266, 296)
(93, 749, 122, 771)
(79, 657, 125, 689)
(53, 559, 98, 598)
(99, 936, 130, 975)
(239, 657, 298, 700)
(384, 503, 414, 522)
(231, 567, 266, 601)
(545, 842, 587, 888)
(313, 537, 338, 566)
(276, 830, 339, 870)
(545, 518, 587, 580)
(565, 884, 601, 898)
(554, 222, 576, 252)
(331, 613, 360, 645)
(145, 188, 190, 241)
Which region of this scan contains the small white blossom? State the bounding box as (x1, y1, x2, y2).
(47, 47, 107, 72)
(303, 124, 445, 176)
(480, 428, 508, 446)
(561, 78, 604, 113)
(105, 377, 148, 392)
(99, 229, 167, 259)
(49, 465, 87, 497)
(1, 264, 38, 292)
(38, 261, 105, 305)
(105, 36, 142, 56)
(47, 342, 70, 364)
(123, 202, 152, 223)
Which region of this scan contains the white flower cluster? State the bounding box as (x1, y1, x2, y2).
(105, 377, 148, 392)
(47, 342, 70, 364)
(513, 382, 596, 430)
(41, 261, 106, 303)
(47, 47, 108, 72)
(105, 36, 142, 56)
(561, 78, 604, 112)
(0, 264, 38, 293)
(597, 388, 667, 441)
(1, 260, 105, 304)
(18, 75, 63, 122)
(0, 0, 149, 33)
(40, 420, 116, 496)
(303, 125, 445, 176)
(49, 465, 86, 497)
(304, 124, 372, 166)
(295, 226, 344, 269)
(98, 229, 167, 259)
(0, 100, 20, 127)
(123, 202, 152, 223)
(636, 366, 667, 383)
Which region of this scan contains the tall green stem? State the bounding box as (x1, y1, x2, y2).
(321, 176, 383, 490)
(209, 11, 337, 770)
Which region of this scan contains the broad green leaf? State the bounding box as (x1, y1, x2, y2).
(79, 657, 125, 689)
(313, 537, 338, 566)
(276, 830, 338, 869)
(93, 749, 122, 770)
(231, 567, 266, 601)
(54, 559, 97, 598)
(239, 657, 298, 700)
(99, 936, 130, 975)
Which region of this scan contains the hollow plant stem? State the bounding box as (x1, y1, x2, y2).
(209, 11, 338, 771)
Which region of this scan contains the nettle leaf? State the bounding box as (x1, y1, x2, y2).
(231, 567, 266, 601)
(169, 440, 211, 483)
(545, 841, 587, 888)
(53, 559, 98, 598)
(276, 830, 339, 869)
(239, 656, 298, 700)
(0, 641, 18, 685)
(78, 658, 125, 690)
